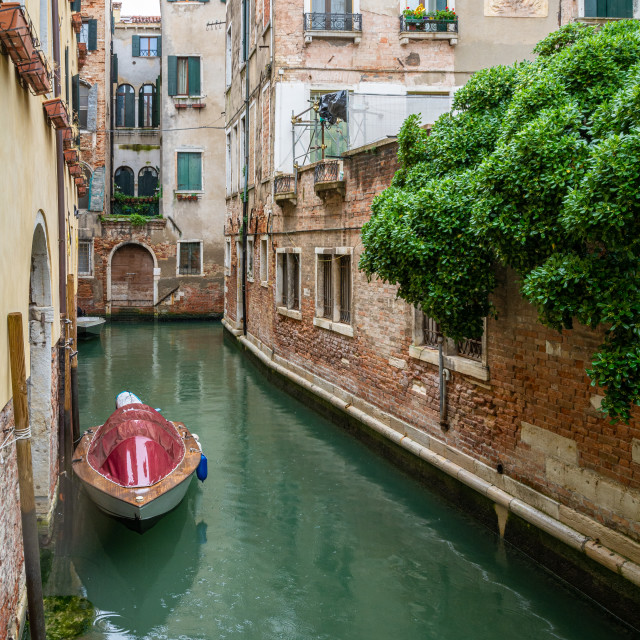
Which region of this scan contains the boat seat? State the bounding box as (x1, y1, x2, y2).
(102, 435, 173, 487)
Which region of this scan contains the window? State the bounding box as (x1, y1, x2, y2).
(584, 0, 632, 18)
(247, 236, 254, 280)
(232, 125, 238, 192)
(135, 36, 160, 57)
(409, 308, 488, 380)
(314, 248, 353, 335)
(78, 83, 89, 129)
(79, 22, 89, 45)
(178, 242, 202, 275)
(116, 84, 135, 127)
(260, 236, 268, 284)
(79, 19, 97, 50)
(224, 238, 231, 274)
(167, 56, 201, 97)
(139, 84, 157, 127)
(138, 167, 158, 196)
(226, 132, 232, 194)
(239, 115, 246, 190)
(276, 249, 301, 316)
(114, 166, 134, 196)
(78, 240, 93, 276)
(226, 24, 232, 87)
(261, 84, 270, 180)
(78, 168, 91, 209)
(177, 152, 202, 191)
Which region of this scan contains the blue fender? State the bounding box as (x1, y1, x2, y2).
(196, 453, 208, 482)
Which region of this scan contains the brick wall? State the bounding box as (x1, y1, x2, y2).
(226, 138, 640, 548)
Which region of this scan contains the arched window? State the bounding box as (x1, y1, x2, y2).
(139, 84, 158, 128)
(116, 84, 135, 127)
(138, 167, 158, 196)
(114, 166, 135, 196)
(78, 167, 92, 209)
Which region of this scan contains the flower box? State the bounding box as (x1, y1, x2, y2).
(16, 49, 50, 95)
(69, 163, 82, 177)
(176, 193, 199, 201)
(175, 103, 189, 109)
(64, 148, 78, 164)
(43, 98, 70, 129)
(77, 41, 87, 67)
(75, 176, 85, 187)
(192, 103, 206, 109)
(71, 12, 82, 32)
(62, 127, 74, 149)
(0, 3, 36, 65)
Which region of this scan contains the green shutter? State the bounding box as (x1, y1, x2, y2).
(177, 154, 188, 190)
(584, 0, 597, 15)
(111, 53, 118, 81)
(188, 56, 200, 96)
(65, 47, 69, 103)
(436, 0, 446, 10)
(190, 153, 202, 190)
(607, 0, 632, 17)
(72, 74, 79, 117)
(156, 36, 162, 57)
(88, 19, 97, 51)
(138, 87, 144, 127)
(132, 35, 140, 57)
(152, 79, 160, 127)
(71, 0, 81, 12)
(167, 55, 177, 96)
(125, 89, 135, 127)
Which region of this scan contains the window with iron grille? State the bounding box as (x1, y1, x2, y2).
(224, 239, 231, 273)
(276, 250, 301, 311)
(178, 242, 201, 275)
(260, 237, 268, 283)
(247, 237, 254, 280)
(415, 309, 483, 362)
(78, 240, 92, 276)
(315, 249, 353, 326)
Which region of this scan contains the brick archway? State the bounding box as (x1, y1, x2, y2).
(107, 242, 158, 315)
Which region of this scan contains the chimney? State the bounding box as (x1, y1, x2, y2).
(112, 1, 122, 23)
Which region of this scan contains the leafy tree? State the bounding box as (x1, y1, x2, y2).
(360, 20, 640, 421)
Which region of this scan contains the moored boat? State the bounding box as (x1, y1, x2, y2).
(77, 316, 106, 338)
(72, 392, 204, 531)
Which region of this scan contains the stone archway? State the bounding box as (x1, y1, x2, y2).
(108, 243, 157, 314)
(28, 213, 55, 516)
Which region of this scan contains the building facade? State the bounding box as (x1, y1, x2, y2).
(223, 0, 640, 622)
(0, 0, 81, 634)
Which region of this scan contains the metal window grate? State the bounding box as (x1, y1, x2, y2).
(304, 12, 362, 32)
(292, 254, 300, 310)
(321, 256, 333, 319)
(339, 255, 351, 324)
(422, 313, 442, 347)
(456, 337, 482, 361)
(179, 242, 201, 275)
(78, 241, 92, 275)
(280, 253, 288, 307)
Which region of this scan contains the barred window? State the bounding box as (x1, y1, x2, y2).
(315, 249, 352, 326)
(178, 242, 201, 275)
(260, 237, 268, 283)
(276, 250, 301, 311)
(247, 237, 254, 280)
(78, 240, 92, 276)
(416, 309, 483, 362)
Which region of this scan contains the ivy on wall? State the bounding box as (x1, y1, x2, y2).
(360, 21, 640, 421)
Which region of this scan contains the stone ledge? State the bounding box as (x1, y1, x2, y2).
(313, 316, 354, 337)
(408, 344, 489, 381)
(277, 306, 302, 321)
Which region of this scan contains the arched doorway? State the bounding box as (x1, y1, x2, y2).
(110, 243, 155, 313)
(28, 214, 54, 515)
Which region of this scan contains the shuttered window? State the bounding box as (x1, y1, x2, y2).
(584, 0, 632, 17)
(177, 152, 202, 191)
(114, 167, 135, 196)
(88, 19, 97, 50)
(139, 84, 156, 127)
(116, 84, 135, 127)
(168, 56, 201, 96)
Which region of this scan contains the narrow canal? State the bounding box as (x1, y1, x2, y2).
(45, 322, 636, 639)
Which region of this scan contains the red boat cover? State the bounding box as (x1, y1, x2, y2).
(87, 404, 185, 487)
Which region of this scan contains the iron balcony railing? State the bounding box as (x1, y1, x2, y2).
(111, 200, 159, 217)
(399, 16, 458, 33)
(274, 174, 296, 195)
(304, 12, 362, 32)
(314, 160, 341, 184)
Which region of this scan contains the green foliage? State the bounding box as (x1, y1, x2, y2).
(360, 20, 640, 421)
(24, 597, 94, 640)
(129, 213, 151, 226)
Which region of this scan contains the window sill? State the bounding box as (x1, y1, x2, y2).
(247, 276, 254, 283)
(78, 273, 94, 279)
(304, 30, 361, 45)
(178, 272, 203, 277)
(260, 280, 269, 288)
(313, 316, 354, 337)
(408, 345, 489, 381)
(399, 31, 458, 46)
(277, 306, 301, 320)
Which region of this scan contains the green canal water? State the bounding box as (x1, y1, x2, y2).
(46, 322, 638, 640)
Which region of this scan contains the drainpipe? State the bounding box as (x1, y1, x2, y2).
(241, 0, 249, 336)
(438, 337, 449, 430)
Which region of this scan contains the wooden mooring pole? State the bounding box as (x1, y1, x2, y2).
(8, 313, 46, 640)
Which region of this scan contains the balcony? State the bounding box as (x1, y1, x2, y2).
(399, 16, 458, 45)
(16, 49, 51, 96)
(274, 174, 297, 206)
(43, 98, 70, 129)
(111, 197, 160, 218)
(0, 2, 37, 65)
(314, 160, 345, 198)
(303, 12, 362, 44)
(63, 148, 78, 164)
